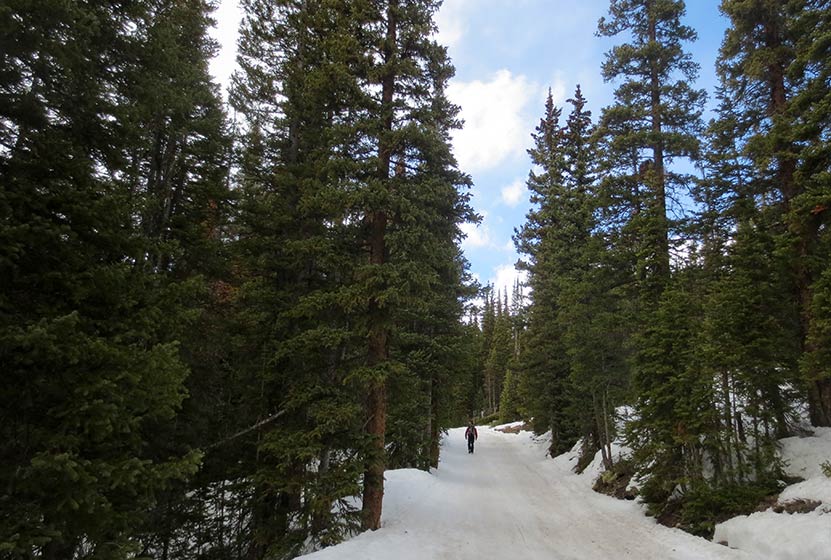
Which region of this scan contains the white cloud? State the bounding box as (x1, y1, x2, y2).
(489, 263, 529, 304)
(546, 73, 569, 107)
(460, 221, 491, 249)
(500, 178, 526, 207)
(434, 0, 470, 49)
(447, 70, 539, 173)
(209, 0, 242, 99)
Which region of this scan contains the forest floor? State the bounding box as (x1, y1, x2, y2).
(299, 426, 761, 559)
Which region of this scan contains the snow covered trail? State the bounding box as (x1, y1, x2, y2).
(300, 427, 759, 559)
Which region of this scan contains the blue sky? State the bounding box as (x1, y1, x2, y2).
(209, 0, 729, 299)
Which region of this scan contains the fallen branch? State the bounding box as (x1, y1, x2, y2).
(205, 409, 287, 451)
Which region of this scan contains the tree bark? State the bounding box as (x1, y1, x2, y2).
(763, 21, 830, 427)
(648, 10, 670, 287)
(809, 379, 831, 426)
(362, 378, 387, 531)
(430, 373, 440, 470)
(361, 0, 397, 532)
(41, 536, 76, 560)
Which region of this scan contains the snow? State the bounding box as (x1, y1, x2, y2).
(713, 511, 831, 560)
(780, 427, 831, 480)
(299, 426, 756, 560)
(779, 477, 831, 506)
(713, 427, 831, 559)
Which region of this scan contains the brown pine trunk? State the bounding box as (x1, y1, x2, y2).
(809, 375, 831, 427)
(362, 378, 387, 531)
(311, 446, 332, 537)
(764, 21, 830, 427)
(647, 11, 669, 287)
(361, 0, 397, 532)
(362, 209, 389, 530)
(720, 369, 735, 481)
(41, 536, 76, 560)
(430, 373, 440, 470)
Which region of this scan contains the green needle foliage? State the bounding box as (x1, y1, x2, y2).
(508, 0, 831, 530)
(1, 0, 228, 557)
(5, 0, 831, 555)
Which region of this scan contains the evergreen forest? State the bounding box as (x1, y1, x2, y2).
(2, 0, 831, 557)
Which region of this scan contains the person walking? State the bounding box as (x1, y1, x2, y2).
(465, 422, 478, 454)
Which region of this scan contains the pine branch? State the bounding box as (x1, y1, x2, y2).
(204, 409, 287, 451)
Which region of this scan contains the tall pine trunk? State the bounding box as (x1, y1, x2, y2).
(430, 373, 440, 469)
(648, 11, 670, 289)
(763, 18, 827, 429)
(361, 0, 397, 532)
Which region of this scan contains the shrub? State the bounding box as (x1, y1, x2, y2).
(678, 480, 780, 538)
(477, 412, 501, 426)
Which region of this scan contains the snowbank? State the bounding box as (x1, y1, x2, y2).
(779, 477, 831, 506)
(780, 427, 831, 480)
(713, 510, 831, 560)
(490, 420, 526, 431)
(713, 427, 831, 559)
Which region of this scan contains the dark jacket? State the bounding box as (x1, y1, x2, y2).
(465, 426, 478, 440)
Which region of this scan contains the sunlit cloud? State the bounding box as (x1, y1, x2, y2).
(489, 263, 529, 304)
(434, 0, 470, 49)
(208, 0, 242, 98)
(500, 178, 526, 207)
(460, 221, 491, 249)
(447, 70, 540, 173)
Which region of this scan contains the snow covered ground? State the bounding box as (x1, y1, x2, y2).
(713, 427, 831, 560)
(299, 424, 758, 559)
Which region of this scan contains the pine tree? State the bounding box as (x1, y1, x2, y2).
(595, 0, 711, 510)
(351, 0, 474, 531)
(230, 1, 373, 553)
(559, 86, 630, 470)
(789, 2, 831, 426)
(596, 0, 706, 299)
(514, 83, 630, 463)
(514, 89, 579, 454)
(714, 0, 831, 428)
(0, 0, 226, 556)
(486, 295, 512, 416)
(685, 87, 801, 489)
(231, 0, 473, 547)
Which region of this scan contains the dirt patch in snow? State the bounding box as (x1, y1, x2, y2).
(773, 498, 822, 514)
(592, 459, 637, 501)
(494, 422, 532, 434)
(654, 500, 683, 530)
(753, 483, 819, 515)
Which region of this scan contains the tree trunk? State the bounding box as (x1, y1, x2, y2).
(430, 373, 440, 470)
(809, 379, 831, 427)
(361, 0, 397, 532)
(312, 446, 332, 537)
(601, 388, 613, 469)
(647, 10, 669, 287)
(762, 20, 829, 427)
(720, 369, 735, 481)
(362, 379, 387, 531)
(41, 536, 76, 560)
